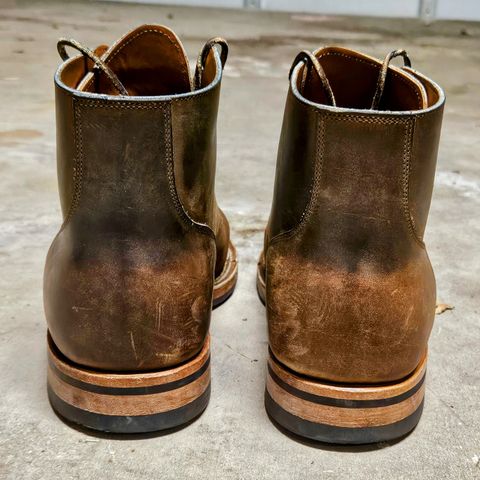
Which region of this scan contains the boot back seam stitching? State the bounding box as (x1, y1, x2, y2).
(268, 113, 425, 249)
(59, 98, 214, 239)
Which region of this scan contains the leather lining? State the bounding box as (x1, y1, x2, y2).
(299, 47, 428, 112)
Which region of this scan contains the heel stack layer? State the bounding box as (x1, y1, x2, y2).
(47, 334, 211, 433)
(266, 351, 427, 444)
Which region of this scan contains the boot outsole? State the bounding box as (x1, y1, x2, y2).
(257, 266, 427, 444)
(47, 334, 211, 434)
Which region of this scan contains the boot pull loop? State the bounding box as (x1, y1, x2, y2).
(289, 50, 336, 107)
(195, 37, 229, 90)
(371, 49, 411, 110)
(57, 38, 129, 96)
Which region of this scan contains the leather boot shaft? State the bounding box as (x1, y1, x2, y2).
(261, 47, 445, 383)
(44, 26, 232, 371)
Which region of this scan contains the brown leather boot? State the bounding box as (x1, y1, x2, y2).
(44, 25, 237, 433)
(258, 47, 444, 444)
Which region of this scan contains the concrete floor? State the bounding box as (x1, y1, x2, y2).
(1, 1, 479, 478)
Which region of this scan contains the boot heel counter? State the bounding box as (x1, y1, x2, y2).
(44, 229, 215, 371)
(267, 241, 436, 384)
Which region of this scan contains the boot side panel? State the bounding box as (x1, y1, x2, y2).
(55, 86, 76, 220)
(409, 105, 444, 240)
(44, 94, 215, 371)
(170, 79, 229, 277)
(171, 84, 219, 226)
(265, 89, 318, 246)
(266, 103, 441, 383)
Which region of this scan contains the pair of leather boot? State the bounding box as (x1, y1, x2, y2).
(44, 25, 445, 444)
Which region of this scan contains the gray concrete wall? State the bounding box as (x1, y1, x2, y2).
(104, 0, 480, 21)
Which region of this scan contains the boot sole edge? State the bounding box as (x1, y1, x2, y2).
(265, 351, 427, 444)
(47, 334, 211, 434)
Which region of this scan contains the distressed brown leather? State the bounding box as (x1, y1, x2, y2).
(44, 25, 231, 371)
(260, 47, 445, 384)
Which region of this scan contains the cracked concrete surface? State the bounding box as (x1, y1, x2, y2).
(0, 1, 479, 479)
